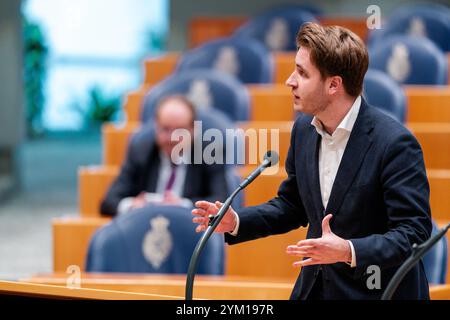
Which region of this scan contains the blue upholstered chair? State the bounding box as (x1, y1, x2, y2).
(363, 69, 407, 123)
(86, 205, 225, 274)
(176, 37, 274, 84)
(234, 7, 318, 51)
(423, 221, 448, 284)
(368, 4, 450, 52)
(369, 35, 448, 85)
(141, 69, 250, 122)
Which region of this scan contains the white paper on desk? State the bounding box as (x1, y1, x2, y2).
(144, 192, 164, 203)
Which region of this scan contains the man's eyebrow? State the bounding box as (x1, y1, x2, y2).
(296, 64, 308, 73)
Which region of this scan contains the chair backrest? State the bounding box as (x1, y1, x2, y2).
(368, 4, 450, 52)
(369, 35, 448, 85)
(141, 69, 250, 122)
(423, 221, 448, 284)
(234, 8, 318, 51)
(363, 69, 407, 123)
(86, 205, 225, 274)
(176, 37, 274, 84)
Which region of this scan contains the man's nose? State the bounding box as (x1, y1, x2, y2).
(285, 72, 297, 87)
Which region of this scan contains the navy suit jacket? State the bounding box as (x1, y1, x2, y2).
(225, 99, 432, 300)
(100, 125, 229, 217)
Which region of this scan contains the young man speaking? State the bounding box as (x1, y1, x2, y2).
(192, 23, 432, 300)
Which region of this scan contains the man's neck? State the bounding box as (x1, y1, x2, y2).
(315, 95, 358, 135)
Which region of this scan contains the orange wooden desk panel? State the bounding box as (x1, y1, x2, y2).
(405, 86, 450, 123)
(429, 170, 450, 222)
(79, 166, 119, 217)
(143, 53, 178, 87)
(0, 280, 181, 300)
(430, 284, 450, 300)
(247, 84, 294, 122)
(102, 122, 140, 168)
(189, 17, 248, 49)
(22, 274, 293, 300)
(272, 52, 295, 84)
(53, 216, 111, 271)
(407, 123, 450, 169)
(125, 84, 450, 123)
(123, 86, 150, 123)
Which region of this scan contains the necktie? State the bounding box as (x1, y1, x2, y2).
(164, 163, 177, 191)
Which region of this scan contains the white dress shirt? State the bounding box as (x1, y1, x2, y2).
(311, 96, 361, 267)
(230, 96, 362, 267)
(117, 152, 192, 215)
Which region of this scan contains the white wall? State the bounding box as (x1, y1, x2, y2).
(0, 0, 24, 147)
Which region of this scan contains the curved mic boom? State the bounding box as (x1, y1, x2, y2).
(239, 151, 279, 189)
(185, 150, 279, 300)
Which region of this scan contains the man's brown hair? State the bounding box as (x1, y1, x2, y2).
(296, 22, 369, 97)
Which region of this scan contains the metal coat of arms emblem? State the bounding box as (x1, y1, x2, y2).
(387, 43, 411, 82)
(142, 216, 173, 269)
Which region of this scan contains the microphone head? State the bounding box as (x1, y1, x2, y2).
(264, 150, 279, 167)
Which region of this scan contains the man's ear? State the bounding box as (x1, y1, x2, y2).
(328, 76, 343, 95)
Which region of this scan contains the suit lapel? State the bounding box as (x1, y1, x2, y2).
(324, 100, 374, 216)
(144, 144, 160, 192)
(306, 126, 325, 216)
(182, 164, 195, 198)
(182, 145, 198, 198)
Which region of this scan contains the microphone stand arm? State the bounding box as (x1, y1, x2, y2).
(381, 222, 450, 300)
(185, 185, 242, 300)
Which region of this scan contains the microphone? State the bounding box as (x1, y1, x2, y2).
(239, 151, 279, 189)
(185, 150, 279, 300)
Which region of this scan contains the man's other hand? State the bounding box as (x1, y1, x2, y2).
(286, 214, 352, 267)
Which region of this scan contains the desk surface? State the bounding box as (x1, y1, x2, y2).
(0, 280, 184, 300)
(19, 273, 450, 300)
(21, 273, 294, 300)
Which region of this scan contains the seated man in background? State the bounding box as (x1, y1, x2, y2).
(100, 95, 229, 217)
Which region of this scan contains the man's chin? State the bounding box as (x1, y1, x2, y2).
(293, 102, 315, 116)
(293, 101, 303, 112)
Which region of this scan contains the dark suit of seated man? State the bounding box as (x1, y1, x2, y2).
(192, 23, 432, 300)
(100, 96, 229, 217)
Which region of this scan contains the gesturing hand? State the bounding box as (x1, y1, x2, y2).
(131, 192, 147, 210)
(191, 200, 237, 233)
(286, 214, 352, 267)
